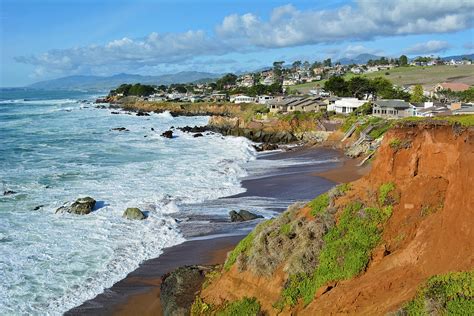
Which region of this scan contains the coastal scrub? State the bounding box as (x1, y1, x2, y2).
(217, 297, 261, 316)
(281, 200, 393, 307)
(401, 270, 474, 315)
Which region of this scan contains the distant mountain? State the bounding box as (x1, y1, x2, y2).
(441, 53, 474, 61)
(337, 53, 384, 65)
(28, 71, 222, 91)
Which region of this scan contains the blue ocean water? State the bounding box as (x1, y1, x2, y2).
(0, 88, 339, 315)
(0, 89, 261, 314)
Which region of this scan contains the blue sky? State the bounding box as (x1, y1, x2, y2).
(1, 0, 473, 87)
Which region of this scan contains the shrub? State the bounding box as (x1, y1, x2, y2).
(389, 138, 402, 149)
(281, 201, 393, 306)
(402, 270, 474, 315)
(191, 297, 213, 316)
(309, 193, 330, 217)
(223, 232, 255, 271)
(217, 297, 261, 316)
(379, 182, 397, 206)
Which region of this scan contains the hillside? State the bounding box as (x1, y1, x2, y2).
(28, 71, 221, 91)
(190, 119, 474, 315)
(292, 65, 474, 93)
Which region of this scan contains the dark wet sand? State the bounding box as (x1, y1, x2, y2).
(67, 146, 365, 315)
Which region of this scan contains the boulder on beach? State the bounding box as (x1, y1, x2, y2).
(161, 265, 215, 316)
(56, 197, 96, 215)
(253, 143, 279, 152)
(229, 210, 264, 222)
(123, 207, 146, 220)
(161, 130, 173, 138)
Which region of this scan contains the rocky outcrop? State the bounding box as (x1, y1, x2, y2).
(161, 265, 215, 316)
(161, 130, 173, 138)
(56, 197, 96, 215)
(122, 207, 146, 220)
(229, 210, 264, 222)
(3, 190, 16, 196)
(136, 111, 150, 116)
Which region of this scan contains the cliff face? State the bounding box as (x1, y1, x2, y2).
(196, 123, 474, 315)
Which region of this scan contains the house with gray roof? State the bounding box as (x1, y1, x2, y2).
(372, 99, 414, 118)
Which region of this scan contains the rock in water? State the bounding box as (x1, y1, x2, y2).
(193, 133, 203, 138)
(3, 190, 17, 196)
(70, 197, 96, 215)
(56, 197, 96, 215)
(123, 207, 146, 220)
(229, 209, 264, 222)
(136, 111, 150, 116)
(161, 130, 173, 138)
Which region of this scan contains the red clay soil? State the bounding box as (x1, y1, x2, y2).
(199, 124, 474, 315)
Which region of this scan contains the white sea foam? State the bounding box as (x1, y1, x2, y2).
(0, 96, 256, 315)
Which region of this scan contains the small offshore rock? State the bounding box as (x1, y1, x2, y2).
(161, 130, 173, 138)
(3, 190, 16, 196)
(111, 111, 120, 114)
(136, 111, 150, 116)
(229, 209, 264, 222)
(123, 207, 146, 220)
(111, 127, 129, 132)
(193, 133, 203, 138)
(56, 197, 96, 215)
(33, 205, 44, 211)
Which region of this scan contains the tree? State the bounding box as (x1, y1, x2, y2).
(323, 58, 332, 67)
(324, 76, 348, 96)
(273, 61, 285, 78)
(399, 55, 408, 66)
(348, 77, 371, 99)
(303, 61, 310, 69)
(410, 85, 425, 103)
(216, 73, 237, 90)
(292, 60, 302, 69)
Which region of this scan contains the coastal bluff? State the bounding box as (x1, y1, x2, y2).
(186, 121, 473, 315)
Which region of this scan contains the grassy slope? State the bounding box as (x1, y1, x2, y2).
(291, 65, 474, 93)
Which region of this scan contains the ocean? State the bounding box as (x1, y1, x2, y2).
(0, 89, 338, 315)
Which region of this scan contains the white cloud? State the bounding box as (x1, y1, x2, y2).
(404, 40, 451, 55)
(16, 0, 474, 77)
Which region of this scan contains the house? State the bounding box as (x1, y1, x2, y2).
(267, 97, 299, 113)
(262, 76, 275, 86)
(434, 82, 470, 92)
(233, 95, 255, 104)
(210, 93, 227, 102)
(372, 99, 414, 118)
(257, 95, 274, 104)
(237, 75, 255, 88)
(333, 98, 366, 114)
(451, 102, 474, 115)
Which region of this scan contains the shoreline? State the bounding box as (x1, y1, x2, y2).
(67, 144, 366, 315)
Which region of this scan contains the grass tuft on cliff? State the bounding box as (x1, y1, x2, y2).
(400, 270, 474, 315)
(281, 199, 393, 307)
(217, 297, 261, 316)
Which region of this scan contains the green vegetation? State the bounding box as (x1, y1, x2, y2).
(402, 270, 474, 315)
(379, 182, 397, 206)
(324, 76, 409, 100)
(389, 138, 402, 149)
(223, 220, 273, 271)
(410, 84, 426, 103)
(281, 200, 393, 306)
(223, 232, 255, 271)
(444, 115, 474, 127)
(111, 83, 156, 96)
(398, 115, 474, 127)
(191, 297, 213, 316)
(308, 193, 329, 217)
(217, 297, 261, 316)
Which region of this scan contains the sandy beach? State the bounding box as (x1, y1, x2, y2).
(67, 146, 367, 315)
